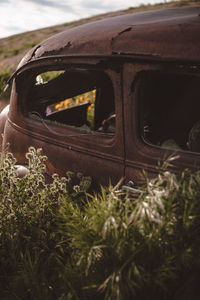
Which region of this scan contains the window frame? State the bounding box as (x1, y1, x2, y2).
(14, 59, 124, 152)
(138, 70, 200, 153)
(123, 61, 200, 181)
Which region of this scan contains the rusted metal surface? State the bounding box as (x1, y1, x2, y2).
(1, 6, 200, 185)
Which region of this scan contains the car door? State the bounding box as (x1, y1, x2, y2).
(5, 59, 125, 186)
(123, 61, 200, 185)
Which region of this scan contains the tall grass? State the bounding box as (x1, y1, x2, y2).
(0, 148, 200, 299)
(58, 167, 200, 300)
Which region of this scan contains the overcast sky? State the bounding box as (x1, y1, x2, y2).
(0, 0, 169, 38)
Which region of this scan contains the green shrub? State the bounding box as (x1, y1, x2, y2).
(0, 147, 91, 299)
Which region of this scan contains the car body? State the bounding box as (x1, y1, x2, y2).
(1, 5, 200, 186)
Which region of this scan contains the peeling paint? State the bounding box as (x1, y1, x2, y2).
(29, 45, 41, 61)
(118, 27, 132, 35)
(110, 27, 132, 51)
(36, 41, 72, 59)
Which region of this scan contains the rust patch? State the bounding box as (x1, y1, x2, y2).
(111, 27, 132, 51)
(118, 27, 132, 35)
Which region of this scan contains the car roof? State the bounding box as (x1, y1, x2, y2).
(18, 6, 200, 68)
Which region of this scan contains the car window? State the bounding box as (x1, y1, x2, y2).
(139, 71, 200, 153)
(22, 68, 115, 136)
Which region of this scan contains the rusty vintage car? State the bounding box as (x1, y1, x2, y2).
(0, 5, 200, 186)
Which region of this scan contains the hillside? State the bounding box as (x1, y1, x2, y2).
(0, 0, 199, 110)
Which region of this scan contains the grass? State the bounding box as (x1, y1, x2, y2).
(0, 149, 200, 299)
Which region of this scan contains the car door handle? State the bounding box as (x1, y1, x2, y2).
(122, 185, 143, 194)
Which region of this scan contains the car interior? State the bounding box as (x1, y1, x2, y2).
(19, 68, 115, 135)
(139, 71, 200, 153)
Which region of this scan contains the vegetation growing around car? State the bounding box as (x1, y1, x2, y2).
(0, 149, 200, 299)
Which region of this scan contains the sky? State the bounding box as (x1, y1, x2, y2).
(0, 0, 169, 38)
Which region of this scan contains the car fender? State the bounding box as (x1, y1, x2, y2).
(0, 105, 10, 147)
